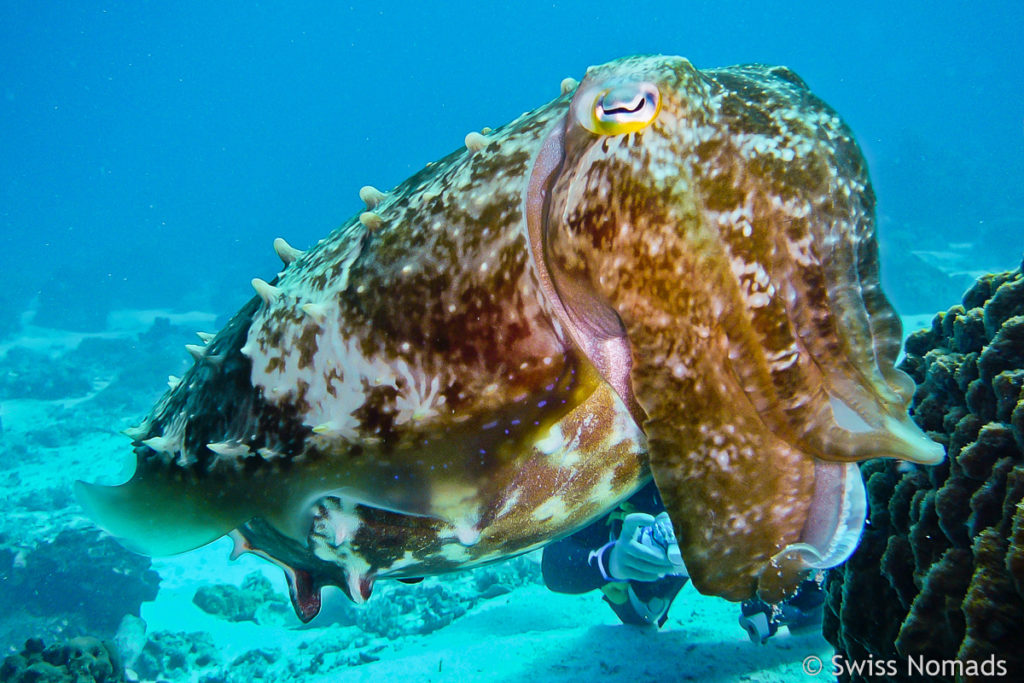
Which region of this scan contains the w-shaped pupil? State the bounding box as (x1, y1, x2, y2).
(602, 95, 645, 115)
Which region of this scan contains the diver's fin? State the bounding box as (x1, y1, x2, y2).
(74, 468, 253, 556)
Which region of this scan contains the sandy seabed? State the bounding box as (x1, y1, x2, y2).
(0, 310, 837, 682)
(146, 543, 833, 683)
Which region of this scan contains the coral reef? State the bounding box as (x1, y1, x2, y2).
(824, 259, 1024, 681)
(351, 554, 541, 637)
(192, 572, 290, 625)
(0, 529, 160, 650)
(0, 347, 93, 402)
(132, 631, 220, 682)
(53, 319, 195, 422)
(0, 636, 123, 683)
(0, 318, 196, 454)
(354, 581, 468, 639)
(128, 629, 385, 683)
(117, 556, 540, 682)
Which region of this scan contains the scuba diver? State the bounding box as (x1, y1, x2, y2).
(540, 480, 825, 641)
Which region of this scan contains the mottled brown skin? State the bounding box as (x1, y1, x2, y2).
(77, 83, 649, 612)
(77, 55, 942, 617)
(539, 58, 940, 600)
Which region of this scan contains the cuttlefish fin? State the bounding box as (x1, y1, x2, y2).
(76, 445, 441, 559)
(74, 467, 254, 556)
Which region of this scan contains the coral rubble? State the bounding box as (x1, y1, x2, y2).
(825, 259, 1024, 681)
(132, 630, 220, 681)
(0, 636, 123, 683)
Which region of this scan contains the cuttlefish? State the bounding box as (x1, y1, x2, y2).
(76, 55, 943, 621)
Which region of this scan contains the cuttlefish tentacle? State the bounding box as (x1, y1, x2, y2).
(805, 199, 910, 410)
(777, 227, 937, 463)
(723, 126, 935, 465)
(662, 194, 934, 468)
(706, 138, 940, 466)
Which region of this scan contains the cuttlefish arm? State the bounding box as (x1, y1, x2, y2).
(525, 113, 644, 424)
(529, 56, 942, 601)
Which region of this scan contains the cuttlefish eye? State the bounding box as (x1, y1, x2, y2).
(578, 82, 661, 135)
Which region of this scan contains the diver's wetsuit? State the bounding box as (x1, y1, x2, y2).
(541, 480, 826, 633)
(541, 480, 688, 627)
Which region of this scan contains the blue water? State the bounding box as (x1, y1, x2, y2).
(2, 1, 1022, 323)
(1, 2, 1023, 680)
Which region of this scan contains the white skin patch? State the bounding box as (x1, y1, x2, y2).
(392, 369, 445, 425)
(309, 510, 374, 604)
(709, 447, 733, 470)
(344, 555, 373, 604)
(532, 428, 565, 458)
(609, 398, 646, 453)
(533, 422, 582, 468)
(247, 298, 451, 437)
(770, 352, 800, 372)
(532, 495, 568, 523)
(454, 522, 481, 546)
(431, 481, 481, 535)
(379, 550, 419, 574)
(439, 543, 474, 563)
(320, 498, 363, 546)
(495, 488, 521, 519)
(588, 468, 617, 502)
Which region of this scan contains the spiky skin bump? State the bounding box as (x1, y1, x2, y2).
(248, 108, 572, 448)
(78, 55, 942, 614)
(90, 80, 647, 605)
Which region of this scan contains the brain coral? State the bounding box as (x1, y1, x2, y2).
(824, 258, 1024, 682)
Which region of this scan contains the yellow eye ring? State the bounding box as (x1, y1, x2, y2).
(580, 82, 661, 135)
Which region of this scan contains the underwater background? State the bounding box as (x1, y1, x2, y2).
(1, 1, 1022, 682)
